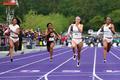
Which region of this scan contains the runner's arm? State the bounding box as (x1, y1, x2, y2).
(77, 24, 83, 33)
(110, 24, 116, 34)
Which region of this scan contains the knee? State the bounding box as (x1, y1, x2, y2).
(77, 50, 80, 53)
(10, 45, 14, 49)
(103, 46, 107, 50)
(77, 48, 81, 53)
(50, 43, 54, 48)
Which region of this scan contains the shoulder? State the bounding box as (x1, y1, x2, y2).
(79, 24, 83, 27)
(80, 24, 83, 26)
(45, 29, 48, 32)
(45, 29, 48, 34)
(102, 24, 106, 27)
(9, 24, 14, 30)
(110, 23, 115, 27)
(9, 24, 12, 26)
(70, 24, 75, 27)
(15, 24, 20, 28)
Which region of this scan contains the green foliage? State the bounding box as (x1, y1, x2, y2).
(0, 15, 5, 23)
(108, 9, 120, 32)
(88, 16, 104, 31)
(0, 1, 5, 22)
(108, 9, 120, 23)
(0, 0, 120, 32)
(22, 11, 72, 33)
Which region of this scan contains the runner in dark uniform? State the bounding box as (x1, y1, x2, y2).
(45, 23, 60, 62)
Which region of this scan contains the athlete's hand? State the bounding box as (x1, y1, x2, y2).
(58, 35, 61, 39)
(109, 24, 116, 34)
(109, 26, 112, 30)
(4, 28, 10, 36)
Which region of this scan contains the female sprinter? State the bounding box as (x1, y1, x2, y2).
(67, 16, 83, 67)
(97, 17, 116, 63)
(45, 23, 60, 62)
(4, 18, 20, 62)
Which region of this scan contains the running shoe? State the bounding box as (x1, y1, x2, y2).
(21, 51, 24, 54)
(77, 60, 80, 67)
(73, 54, 76, 60)
(104, 59, 106, 63)
(50, 57, 53, 62)
(11, 59, 13, 62)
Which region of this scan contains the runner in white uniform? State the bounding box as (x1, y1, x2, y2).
(103, 24, 113, 42)
(4, 18, 20, 62)
(67, 16, 83, 67)
(9, 24, 19, 42)
(97, 17, 116, 63)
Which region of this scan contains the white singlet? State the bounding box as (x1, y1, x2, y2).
(68, 24, 82, 44)
(9, 24, 19, 42)
(103, 24, 113, 43)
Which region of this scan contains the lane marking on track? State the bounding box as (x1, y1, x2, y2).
(106, 70, 113, 73)
(0, 48, 69, 65)
(20, 70, 40, 73)
(105, 70, 120, 73)
(110, 51, 120, 60)
(37, 57, 73, 80)
(36, 48, 89, 80)
(0, 49, 73, 76)
(111, 47, 120, 52)
(0, 74, 92, 79)
(93, 47, 103, 80)
(62, 70, 80, 73)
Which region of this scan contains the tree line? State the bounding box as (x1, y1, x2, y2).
(0, 0, 120, 32)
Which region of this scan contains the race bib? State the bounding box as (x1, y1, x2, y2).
(10, 31, 18, 37)
(11, 32, 15, 36)
(49, 38, 54, 41)
(72, 33, 81, 39)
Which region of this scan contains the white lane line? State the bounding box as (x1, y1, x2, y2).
(36, 48, 89, 80)
(112, 47, 120, 52)
(44, 57, 72, 80)
(0, 49, 72, 76)
(0, 48, 68, 65)
(0, 73, 91, 78)
(110, 51, 120, 60)
(93, 47, 103, 80)
(62, 70, 80, 73)
(37, 57, 72, 80)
